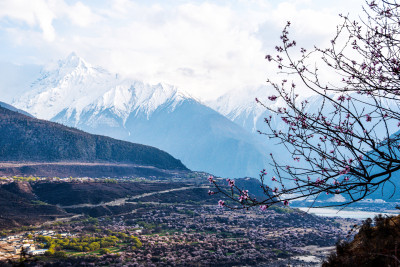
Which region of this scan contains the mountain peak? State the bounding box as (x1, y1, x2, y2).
(13, 54, 196, 121)
(59, 52, 88, 70)
(13, 53, 116, 120)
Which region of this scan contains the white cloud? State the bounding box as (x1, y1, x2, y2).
(0, 0, 56, 41)
(0, 0, 366, 101)
(65, 2, 99, 27)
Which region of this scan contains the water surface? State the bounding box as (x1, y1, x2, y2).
(298, 207, 397, 219)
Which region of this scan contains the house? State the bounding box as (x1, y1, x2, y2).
(26, 246, 36, 253)
(28, 249, 47, 256)
(13, 244, 34, 254)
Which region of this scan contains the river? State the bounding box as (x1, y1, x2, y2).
(297, 207, 398, 219)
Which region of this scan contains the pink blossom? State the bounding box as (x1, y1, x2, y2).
(238, 190, 249, 202)
(218, 200, 225, 207)
(260, 205, 269, 211)
(207, 175, 214, 183)
(339, 165, 351, 175)
(283, 200, 289, 206)
(226, 178, 235, 187)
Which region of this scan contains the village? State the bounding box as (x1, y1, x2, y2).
(0, 230, 74, 261)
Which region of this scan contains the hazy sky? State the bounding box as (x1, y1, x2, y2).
(0, 0, 365, 101)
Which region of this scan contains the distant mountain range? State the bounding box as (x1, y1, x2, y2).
(0, 106, 187, 172)
(13, 53, 268, 178)
(207, 85, 275, 134)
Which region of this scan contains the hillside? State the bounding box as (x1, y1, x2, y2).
(0, 106, 187, 172)
(323, 214, 400, 266)
(0, 101, 32, 117)
(0, 182, 68, 229)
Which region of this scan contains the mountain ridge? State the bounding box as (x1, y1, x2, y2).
(0, 100, 32, 117)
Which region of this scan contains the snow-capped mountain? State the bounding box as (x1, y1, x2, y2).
(209, 86, 268, 132)
(208, 85, 317, 135)
(14, 53, 269, 178)
(15, 52, 121, 120)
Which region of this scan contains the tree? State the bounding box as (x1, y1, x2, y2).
(99, 248, 111, 255)
(45, 247, 55, 256)
(54, 251, 67, 258)
(130, 236, 142, 248)
(211, 0, 400, 209)
(323, 214, 400, 266)
(89, 242, 100, 251)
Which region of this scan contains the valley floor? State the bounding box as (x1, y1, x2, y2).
(0, 177, 360, 266)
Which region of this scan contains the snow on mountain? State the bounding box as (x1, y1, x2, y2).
(15, 53, 194, 124)
(14, 53, 269, 178)
(14, 53, 120, 120)
(208, 85, 294, 135)
(209, 86, 400, 139)
(210, 86, 266, 130)
(89, 81, 191, 123)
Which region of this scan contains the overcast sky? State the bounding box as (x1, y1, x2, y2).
(0, 0, 365, 101)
